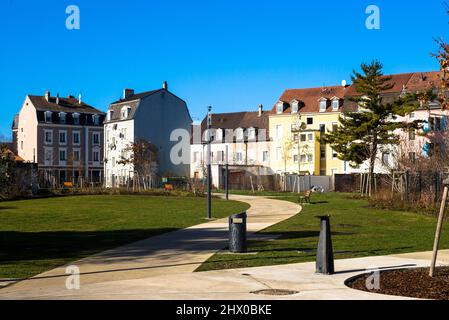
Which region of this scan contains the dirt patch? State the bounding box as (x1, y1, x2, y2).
(347, 267, 449, 300)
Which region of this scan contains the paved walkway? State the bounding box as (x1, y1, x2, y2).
(0, 194, 301, 299)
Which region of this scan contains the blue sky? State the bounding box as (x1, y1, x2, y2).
(0, 0, 447, 140)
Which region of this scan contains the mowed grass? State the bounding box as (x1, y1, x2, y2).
(197, 192, 449, 272)
(0, 195, 249, 279)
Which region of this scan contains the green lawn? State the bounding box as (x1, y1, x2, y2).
(197, 192, 449, 272)
(0, 195, 249, 279)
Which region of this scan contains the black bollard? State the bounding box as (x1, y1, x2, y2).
(315, 215, 334, 274)
(229, 212, 247, 253)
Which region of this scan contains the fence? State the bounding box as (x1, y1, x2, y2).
(282, 175, 332, 192)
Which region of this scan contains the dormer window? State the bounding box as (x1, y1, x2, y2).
(107, 110, 114, 121)
(121, 106, 131, 120)
(248, 127, 256, 140)
(236, 128, 244, 141)
(45, 111, 52, 123)
(59, 112, 66, 124)
(319, 99, 327, 112)
(291, 100, 299, 113)
(92, 114, 100, 126)
(331, 99, 340, 111)
(73, 113, 80, 125)
(276, 102, 284, 114)
(216, 129, 223, 142)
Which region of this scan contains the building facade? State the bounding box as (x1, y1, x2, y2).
(104, 83, 192, 187)
(14, 91, 105, 185)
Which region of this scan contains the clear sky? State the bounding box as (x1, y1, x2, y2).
(0, 0, 447, 140)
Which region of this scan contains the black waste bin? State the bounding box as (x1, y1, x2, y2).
(229, 212, 247, 253)
(315, 215, 335, 274)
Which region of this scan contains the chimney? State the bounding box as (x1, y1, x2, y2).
(45, 91, 51, 102)
(258, 104, 263, 117)
(56, 93, 60, 105)
(78, 93, 82, 104)
(163, 81, 168, 90)
(123, 88, 134, 99)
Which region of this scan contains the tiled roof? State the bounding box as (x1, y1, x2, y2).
(110, 89, 162, 104)
(29, 95, 102, 115)
(273, 71, 441, 115)
(272, 85, 348, 114)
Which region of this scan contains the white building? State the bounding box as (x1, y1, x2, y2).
(104, 82, 192, 187)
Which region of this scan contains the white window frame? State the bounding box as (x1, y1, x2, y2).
(332, 99, 339, 111)
(73, 113, 80, 125)
(73, 148, 81, 164)
(44, 129, 53, 145)
(92, 132, 100, 146)
(93, 148, 100, 163)
(276, 125, 283, 139)
(262, 150, 269, 162)
(236, 128, 244, 142)
(59, 148, 67, 165)
(59, 130, 67, 145)
(248, 127, 256, 140)
(276, 102, 283, 114)
(93, 114, 100, 125)
(236, 151, 243, 162)
(291, 101, 299, 113)
(319, 99, 327, 112)
(73, 131, 81, 145)
(59, 112, 66, 124)
(44, 147, 53, 165)
(45, 111, 52, 123)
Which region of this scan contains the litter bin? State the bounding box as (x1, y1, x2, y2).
(315, 215, 335, 275)
(229, 212, 247, 253)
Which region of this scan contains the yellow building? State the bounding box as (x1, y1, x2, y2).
(269, 84, 351, 176)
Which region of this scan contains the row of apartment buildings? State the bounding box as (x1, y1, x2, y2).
(190, 71, 446, 187)
(10, 71, 446, 189)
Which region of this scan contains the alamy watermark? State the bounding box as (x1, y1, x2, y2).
(365, 5, 380, 30)
(365, 266, 380, 290)
(65, 265, 80, 290)
(66, 5, 80, 30)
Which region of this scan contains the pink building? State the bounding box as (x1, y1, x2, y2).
(14, 91, 105, 186)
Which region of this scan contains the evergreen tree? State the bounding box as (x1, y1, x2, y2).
(324, 61, 421, 196)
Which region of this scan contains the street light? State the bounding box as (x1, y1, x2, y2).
(206, 106, 212, 219)
(293, 116, 307, 192)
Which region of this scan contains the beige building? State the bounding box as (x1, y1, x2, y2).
(14, 91, 105, 186)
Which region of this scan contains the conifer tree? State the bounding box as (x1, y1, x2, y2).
(324, 61, 420, 196)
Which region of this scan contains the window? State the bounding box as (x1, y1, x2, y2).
(44, 148, 53, 164)
(236, 128, 244, 141)
(93, 132, 100, 145)
(320, 147, 326, 159)
(121, 106, 131, 120)
(320, 124, 326, 134)
(308, 154, 313, 163)
(45, 111, 52, 123)
(276, 147, 282, 161)
(217, 151, 224, 162)
(73, 149, 80, 162)
(382, 152, 389, 166)
(236, 152, 243, 162)
(44, 130, 53, 144)
(216, 129, 223, 142)
(293, 133, 299, 141)
(262, 151, 269, 162)
(300, 154, 307, 163)
(332, 149, 338, 159)
(59, 112, 66, 124)
(308, 133, 313, 141)
(276, 125, 283, 139)
(73, 131, 80, 145)
(409, 152, 416, 164)
(193, 152, 200, 163)
(276, 102, 283, 114)
(409, 129, 416, 141)
(92, 114, 100, 125)
(107, 110, 114, 121)
(436, 117, 442, 132)
(332, 123, 338, 132)
(21, 141, 23, 150)
(73, 113, 80, 125)
(59, 149, 67, 162)
(306, 117, 313, 125)
(248, 128, 256, 140)
(59, 131, 67, 145)
(332, 99, 339, 111)
(291, 101, 299, 113)
(319, 99, 327, 112)
(93, 150, 100, 162)
(300, 134, 307, 142)
(293, 154, 299, 163)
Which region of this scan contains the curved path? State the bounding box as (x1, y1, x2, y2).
(0, 194, 301, 299)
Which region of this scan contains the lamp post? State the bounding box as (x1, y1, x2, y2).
(206, 106, 212, 219)
(293, 116, 307, 193)
(225, 144, 229, 200)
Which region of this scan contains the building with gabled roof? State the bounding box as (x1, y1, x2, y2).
(104, 82, 192, 187)
(14, 91, 105, 186)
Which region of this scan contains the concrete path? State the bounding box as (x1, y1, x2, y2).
(2, 252, 448, 300)
(0, 194, 301, 298)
